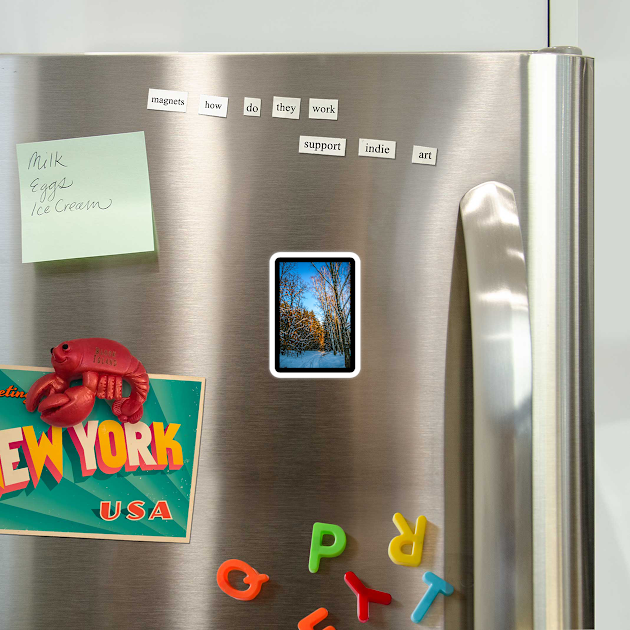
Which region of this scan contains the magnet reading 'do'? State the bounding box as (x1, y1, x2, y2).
(26, 338, 149, 427)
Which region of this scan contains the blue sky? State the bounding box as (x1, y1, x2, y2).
(295, 261, 327, 314)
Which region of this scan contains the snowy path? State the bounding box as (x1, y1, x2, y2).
(279, 351, 345, 368)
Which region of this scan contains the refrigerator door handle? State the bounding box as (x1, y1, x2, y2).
(460, 181, 533, 629)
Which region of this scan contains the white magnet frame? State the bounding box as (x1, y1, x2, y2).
(269, 252, 361, 379)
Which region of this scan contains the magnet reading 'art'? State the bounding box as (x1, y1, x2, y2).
(25, 338, 149, 427)
(216, 559, 269, 601)
(388, 512, 427, 567)
(308, 522, 347, 573)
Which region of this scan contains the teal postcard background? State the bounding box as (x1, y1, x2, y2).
(0, 367, 204, 542)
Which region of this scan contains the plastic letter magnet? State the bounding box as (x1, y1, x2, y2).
(308, 522, 347, 573)
(388, 512, 427, 567)
(344, 571, 392, 622)
(410, 571, 454, 623)
(298, 607, 335, 630)
(216, 559, 269, 601)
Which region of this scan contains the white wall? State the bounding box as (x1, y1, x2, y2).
(0, 0, 547, 53)
(575, 2, 630, 627)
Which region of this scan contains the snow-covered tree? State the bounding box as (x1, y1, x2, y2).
(279, 263, 313, 357)
(310, 262, 352, 368)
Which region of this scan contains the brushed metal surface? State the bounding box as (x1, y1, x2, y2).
(0, 52, 592, 629)
(460, 182, 533, 630)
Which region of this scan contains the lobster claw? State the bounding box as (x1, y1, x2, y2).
(25, 373, 66, 413)
(37, 386, 96, 428)
(112, 398, 144, 424)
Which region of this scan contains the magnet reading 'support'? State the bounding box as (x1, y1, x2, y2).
(25, 338, 149, 428)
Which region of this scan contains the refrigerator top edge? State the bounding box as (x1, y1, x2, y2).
(0, 50, 594, 59)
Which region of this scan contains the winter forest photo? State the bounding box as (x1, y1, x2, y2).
(277, 260, 353, 370)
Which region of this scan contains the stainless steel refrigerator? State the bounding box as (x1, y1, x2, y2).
(0, 50, 593, 629)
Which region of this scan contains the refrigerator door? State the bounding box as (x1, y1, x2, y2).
(0, 52, 593, 629)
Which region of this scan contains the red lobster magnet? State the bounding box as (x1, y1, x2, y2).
(26, 338, 149, 428)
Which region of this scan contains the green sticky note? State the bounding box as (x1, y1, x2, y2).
(16, 131, 155, 263)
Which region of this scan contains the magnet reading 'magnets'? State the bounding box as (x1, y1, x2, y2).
(25, 338, 149, 428)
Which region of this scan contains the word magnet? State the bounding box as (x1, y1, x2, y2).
(299, 136, 346, 157)
(388, 512, 427, 566)
(411, 144, 438, 166)
(308, 522, 346, 573)
(358, 138, 396, 159)
(198, 95, 228, 118)
(147, 88, 187, 112)
(243, 97, 261, 117)
(272, 96, 301, 119)
(308, 98, 338, 120)
(216, 559, 269, 601)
